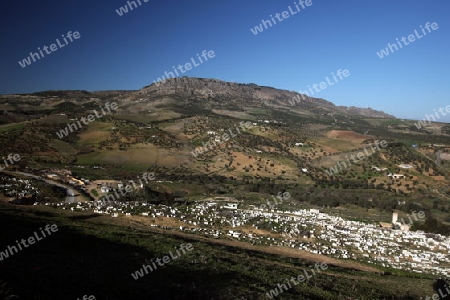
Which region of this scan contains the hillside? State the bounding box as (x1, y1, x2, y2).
(1, 77, 450, 299)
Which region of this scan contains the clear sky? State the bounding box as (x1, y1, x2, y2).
(0, 0, 449, 122)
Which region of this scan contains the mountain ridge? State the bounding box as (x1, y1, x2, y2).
(138, 77, 395, 119)
(0, 77, 395, 120)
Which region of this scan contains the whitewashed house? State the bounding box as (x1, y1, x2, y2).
(100, 186, 110, 193)
(388, 173, 405, 179)
(223, 203, 238, 210)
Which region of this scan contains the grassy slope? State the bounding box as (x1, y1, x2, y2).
(0, 203, 439, 300)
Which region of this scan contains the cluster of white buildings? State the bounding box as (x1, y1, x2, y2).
(0, 175, 40, 199)
(40, 199, 450, 277)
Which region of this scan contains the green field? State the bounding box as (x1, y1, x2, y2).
(0, 123, 25, 133)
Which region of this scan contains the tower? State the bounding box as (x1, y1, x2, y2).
(392, 212, 398, 224)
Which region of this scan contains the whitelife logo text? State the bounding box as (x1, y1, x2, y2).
(325, 140, 388, 176)
(131, 243, 194, 280)
(152, 50, 215, 87)
(56, 102, 118, 139)
(18, 31, 81, 68)
(115, 0, 149, 16)
(0, 154, 21, 171)
(288, 69, 350, 106)
(250, 0, 313, 35)
(376, 22, 438, 59)
(0, 224, 58, 261)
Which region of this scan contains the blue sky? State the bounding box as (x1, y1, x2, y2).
(0, 0, 449, 122)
